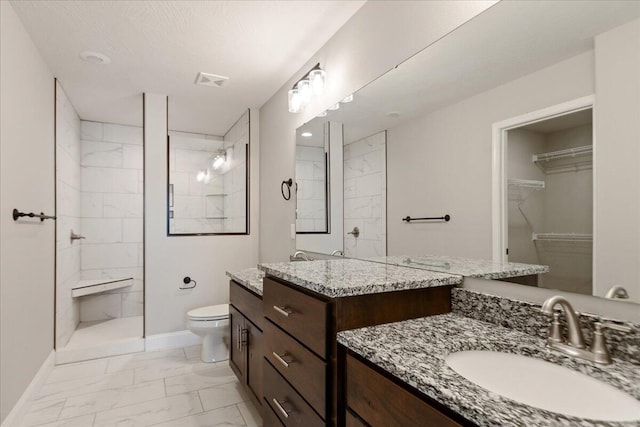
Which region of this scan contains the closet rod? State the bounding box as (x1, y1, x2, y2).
(532, 145, 592, 163)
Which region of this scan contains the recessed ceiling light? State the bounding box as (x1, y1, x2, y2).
(301, 131, 312, 137)
(317, 111, 327, 117)
(79, 51, 111, 65)
(386, 111, 401, 118)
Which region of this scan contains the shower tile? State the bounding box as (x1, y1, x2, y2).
(81, 141, 123, 168)
(103, 123, 143, 145)
(81, 167, 138, 194)
(122, 218, 143, 243)
(121, 291, 143, 317)
(122, 144, 143, 169)
(81, 243, 138, 270)
(80, 121, 103, 141)
(81, 193, 103, 218)
(102, 193, 143, 218)
(79, 293, 122, 322)
(80, 218, 122, 243)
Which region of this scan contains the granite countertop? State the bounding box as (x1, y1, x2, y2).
(365, 254, 549, 279)
(226, 268, 264, 296)
(257, 259, 462, 298)
(338, 313, 640, 427)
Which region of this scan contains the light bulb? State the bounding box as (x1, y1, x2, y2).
(327, 103, 340, 111)
(297, 79, 312, 106)
(288, 88, 302, 113)
(196, 170, 206, 182)
(309, 69, 326, 95)
(212, 154, 225, 170)
(301, 131, 312, 137)
(342, 94, 354, 103)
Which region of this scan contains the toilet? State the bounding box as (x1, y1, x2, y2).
(187, 304, 230, 363)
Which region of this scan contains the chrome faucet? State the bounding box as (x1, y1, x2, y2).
(290, 251, 313, 261)
(541, 295, 585, 349)
(541, 295, 634, 364)
(330, 250, 344, 257)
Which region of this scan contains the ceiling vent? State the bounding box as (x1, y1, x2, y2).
(194, 72, 229, 88)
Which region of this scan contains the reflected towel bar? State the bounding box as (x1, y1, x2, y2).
(402, 214, 450, 223)
(12, 208, 56, 222)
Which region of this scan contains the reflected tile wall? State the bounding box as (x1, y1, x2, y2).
(343, 131, 387, 258)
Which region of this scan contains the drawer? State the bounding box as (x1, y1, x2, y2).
(263, 360, 324, 427)
(346, 410, 368, 427)
(346, 354, 463, 427)
(230, 280, 263, 330)
(263, 399, 285, 427)
(264, 321, 327, 417)
(263, 278, 328, 358)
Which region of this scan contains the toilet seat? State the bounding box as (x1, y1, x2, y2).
(187, 304, 229, 321)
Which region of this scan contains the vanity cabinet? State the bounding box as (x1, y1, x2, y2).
(343, 350, 470, 427)
(261, 276, 453, 427)
(229, 280, 263, 405)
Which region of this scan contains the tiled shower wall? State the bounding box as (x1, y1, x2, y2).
(343, 131, 387, 258)
(296, 145, 327, 232)
(79, 121, 144, 322)
(222, 110, 249, 233)
(55, 82, 81, 348)
(169, 131, 225, 234)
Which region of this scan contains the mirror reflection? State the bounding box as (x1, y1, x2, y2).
(168, 109, 250, 235)
(295, 1, 640, 303)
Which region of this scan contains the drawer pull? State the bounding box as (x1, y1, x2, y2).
(272, 351, 294, 368)
(272, 398, 294, 418)
(273, 305, 294, 317)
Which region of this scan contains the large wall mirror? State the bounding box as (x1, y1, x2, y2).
(168, 107, 250, 235)
(295, 1, 640, 303)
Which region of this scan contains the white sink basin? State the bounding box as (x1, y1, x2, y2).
(445, 351, 640, 422)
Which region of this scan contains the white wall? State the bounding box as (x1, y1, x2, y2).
(55, 82, 82, 348)
(386, 51, 595, 257)
(259, 1, 496, 263)
(594, 18, 640, 301)
(79, 121, 144, 322)
(145, 94, 260, 336)
(0, 1, 55, 421)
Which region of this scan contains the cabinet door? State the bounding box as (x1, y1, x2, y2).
(247, 321, 263, 403)
(229, 305, 246, 382)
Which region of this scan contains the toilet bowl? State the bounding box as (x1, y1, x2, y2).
(187, 304, 230, 363)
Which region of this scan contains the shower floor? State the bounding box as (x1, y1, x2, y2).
(66, 316, 143, 348)
(57, 316, 144, 364)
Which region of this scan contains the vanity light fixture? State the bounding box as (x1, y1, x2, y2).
(327, 103, 340, 111)
(288, 63, 326, 113)
(342, 94, 354, 103)
(317, 111, 327, 117)
(301, 131, 312, 137)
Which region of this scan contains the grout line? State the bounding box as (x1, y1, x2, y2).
(196, 389, 205, 413)
(91, 412, 97, 426)
(236, 403, 249, 426)
(163, 378, 167, 397)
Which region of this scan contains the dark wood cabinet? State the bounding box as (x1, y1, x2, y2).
(229, 280, 264, 406)
(344, 350, 469, 427)
(262, 275, 453, 427)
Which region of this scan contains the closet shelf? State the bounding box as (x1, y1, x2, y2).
(508, 178, 545, 189)
(532, 145, 592, 163)
(532, 232, 592, 242)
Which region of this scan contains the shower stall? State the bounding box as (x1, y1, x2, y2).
(55, 81, 144, 363)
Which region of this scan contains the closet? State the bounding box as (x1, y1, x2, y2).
(506, 108, 593, 295)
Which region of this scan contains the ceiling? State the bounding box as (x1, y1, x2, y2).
(313, 1, 639, 144)
(10, 0, 365, 135)
(521, 108, 593, 134)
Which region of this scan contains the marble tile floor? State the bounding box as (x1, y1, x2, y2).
(19, 345, 262, 427)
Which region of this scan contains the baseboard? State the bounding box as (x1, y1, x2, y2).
(1, 350, 55, 427)
(145, 330, 201, 352)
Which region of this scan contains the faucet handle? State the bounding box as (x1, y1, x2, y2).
(548, 312, 564, 343)
(589, 322, 635, 365)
